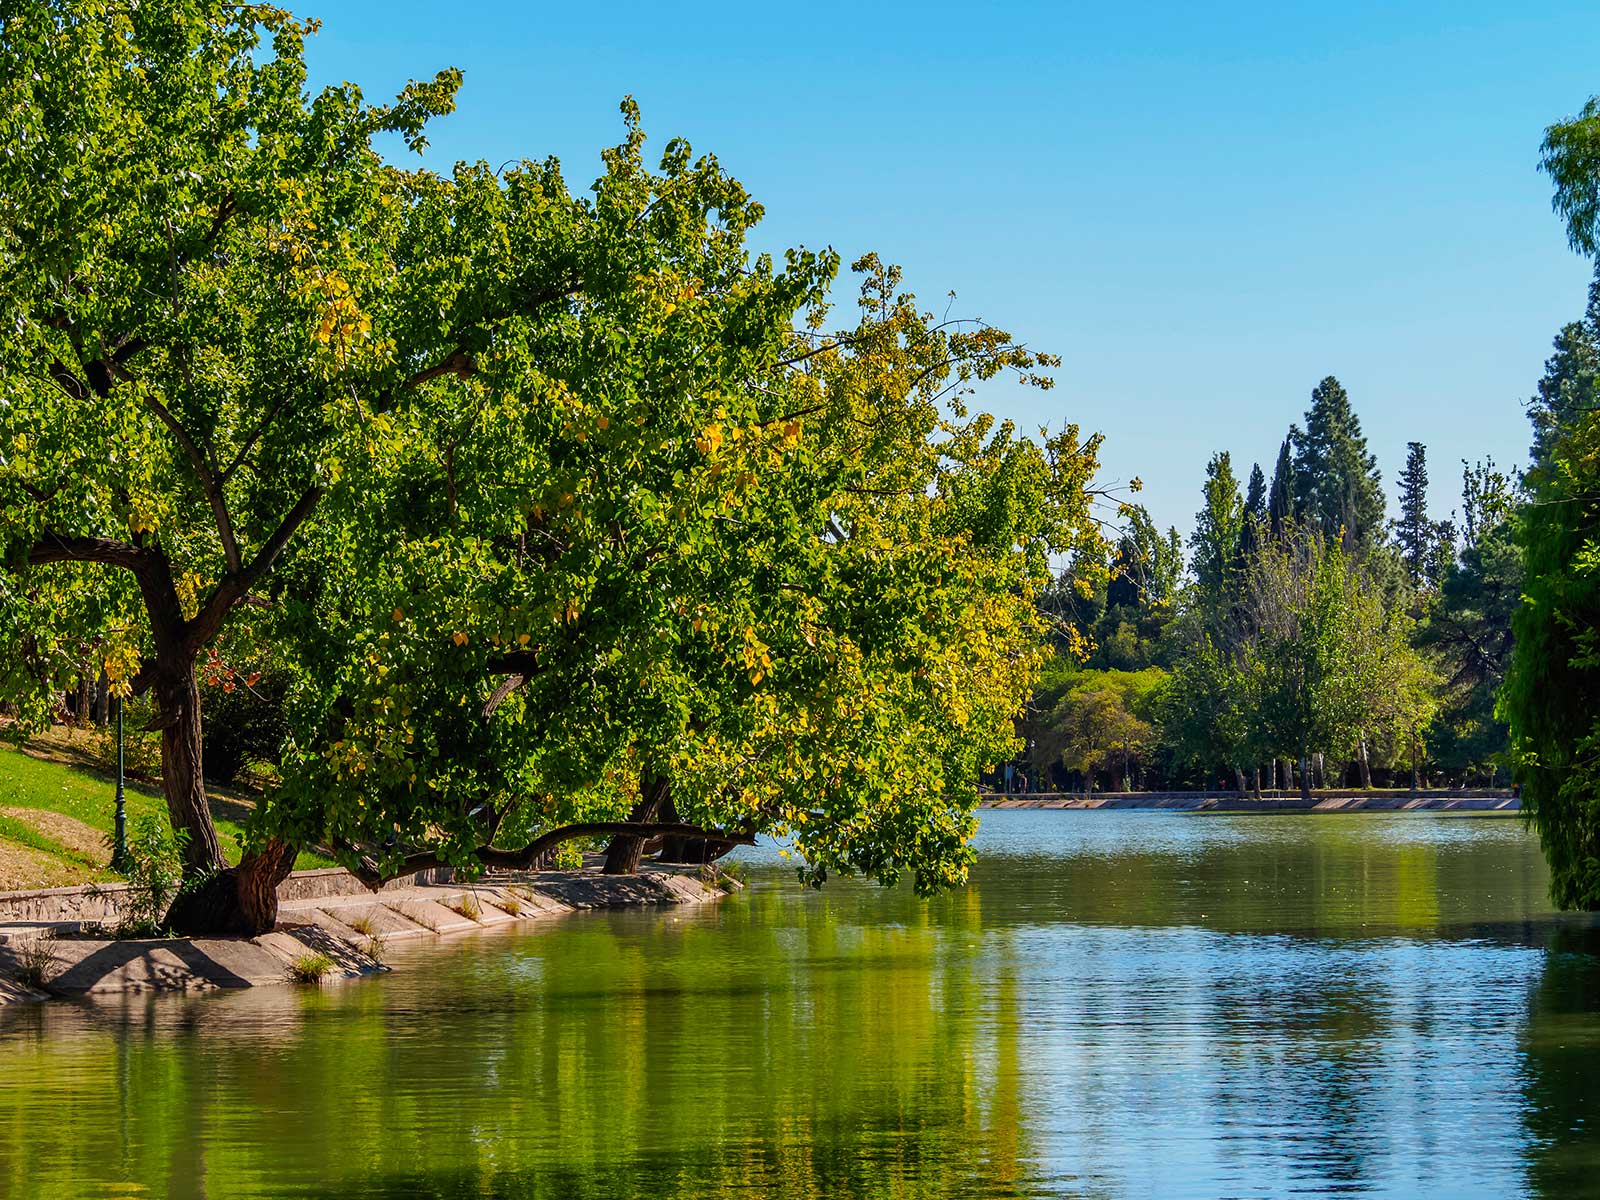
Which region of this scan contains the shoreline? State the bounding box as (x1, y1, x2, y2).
(981, 788, 1518, 814)
(0, 862, 735, 1006)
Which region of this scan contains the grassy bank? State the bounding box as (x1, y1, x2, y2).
(0, 731, 331, 891)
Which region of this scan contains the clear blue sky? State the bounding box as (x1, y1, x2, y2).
(305, 0, 1600, 539)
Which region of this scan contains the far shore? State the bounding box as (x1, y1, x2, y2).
(981, 788, 1517, 814)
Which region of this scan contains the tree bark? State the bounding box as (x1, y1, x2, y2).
(603, 774, 669, 874)
(1299, 751, 1311, 802)
(166, 837, 297, 937)
(154, 664, 226, 874)
(1357, 737, 1373, 789)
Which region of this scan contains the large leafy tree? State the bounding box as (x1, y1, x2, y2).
(1500, 94, 1600, 908)
(265, 250, 1104, 905)
(1237, 529, 1431, 798)
(0, 2, 483, 927)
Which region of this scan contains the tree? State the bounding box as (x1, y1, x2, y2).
(264, 249, 1107, 910)
(1238, 462, 1267, 559)
(1528, 312, 1600, 469)
(1091, 505, 1181, 670)
(1292, 377, 1386, 553)
(1047, 671, 1162, 793)
(1189, 451, 1242, 617)
(1393, 442, 1456, 589)
(0, 2, 480, 929)
(1235, 528, 1431, 798)
(1418, 501, 1521, 783)
(1501, 96, 1600, 909)
(1267, 434, 1296, 541)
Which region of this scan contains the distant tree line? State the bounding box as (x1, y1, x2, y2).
(1021, 376, 1524, 799)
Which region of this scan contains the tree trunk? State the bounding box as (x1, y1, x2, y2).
(603, 774, 669, 875)
(1411, 738, 1422, 791)
(1234, 767, 1247, 795)
(165, 838, 297, 937)
(1357, 737, 1373, 789)
(1299, 751, 1311, 802)
(155, 665, 226, 874)
(75, 673, 91, 726)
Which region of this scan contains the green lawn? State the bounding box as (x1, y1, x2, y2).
(0, 740, 332, 889)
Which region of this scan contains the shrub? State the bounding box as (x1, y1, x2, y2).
(103, 814, 189, 937)
(551, 843, 584, 871)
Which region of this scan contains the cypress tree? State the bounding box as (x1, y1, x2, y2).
(1238, 462, 1267, 558)
(1190, 451, 1243, 615)
(1267, 435, 1296, 540)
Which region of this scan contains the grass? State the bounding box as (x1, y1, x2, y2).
(286, 951, 336, 983)
(346, 914, 378, 938)
(0, 738, 335, 890)
(449, 893, 482, 921)
(496, 894, 523, 916)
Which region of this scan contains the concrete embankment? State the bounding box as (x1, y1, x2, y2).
(983, 789, 1518, 813)
(0, 863, 732, 1006)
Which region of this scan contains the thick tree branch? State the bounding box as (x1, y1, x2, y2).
(27, 533, 148, 571)
(142, 393, 242, 573)
(343, 821, 756, 890)
(241, 484, 323, 588)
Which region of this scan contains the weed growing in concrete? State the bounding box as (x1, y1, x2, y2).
(13, 933, 56, 989)
(363, 934, 387, 965)
(450, 893, 482, 921)
(286, 952, 335, 983)
(346, 914, 378, 938)
(497, 894, 523, 917)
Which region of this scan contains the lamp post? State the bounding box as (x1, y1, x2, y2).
(111, 693, 127, 870)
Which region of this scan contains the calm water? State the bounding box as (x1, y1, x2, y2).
(1, 811, 1597, 1199)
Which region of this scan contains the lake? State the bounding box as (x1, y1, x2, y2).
(1, 810, 1597, 1198)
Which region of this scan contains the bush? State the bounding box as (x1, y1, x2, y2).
(103, 814, 189, 937)
(551, 843, 584, 871)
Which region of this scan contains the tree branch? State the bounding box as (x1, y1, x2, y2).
(26, 534, 148, 571)
(142, 393, 242, 573)
(343, 821, 756, 890)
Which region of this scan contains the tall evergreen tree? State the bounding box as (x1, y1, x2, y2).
(1238, 462, 1267, 558)
(1267, 435, 1296, 540)
(1394, 442, 1433, 585)
(1190, 451, 1243, 615)
(1528, 282, 1600, 468)
(1292, 376, 1386, 553)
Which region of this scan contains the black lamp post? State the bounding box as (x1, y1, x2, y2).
(111, 693, 127, 870)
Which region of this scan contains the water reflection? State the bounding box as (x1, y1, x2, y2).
(0, 812, 1594, 1199)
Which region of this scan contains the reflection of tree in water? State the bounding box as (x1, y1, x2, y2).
(0, 902, 1048, 1200)
(1520, 924, 1600, 1200)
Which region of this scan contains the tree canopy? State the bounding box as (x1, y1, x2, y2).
(0, 1, 1108, 929)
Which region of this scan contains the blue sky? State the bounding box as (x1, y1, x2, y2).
(305, 0, 1600, 539)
